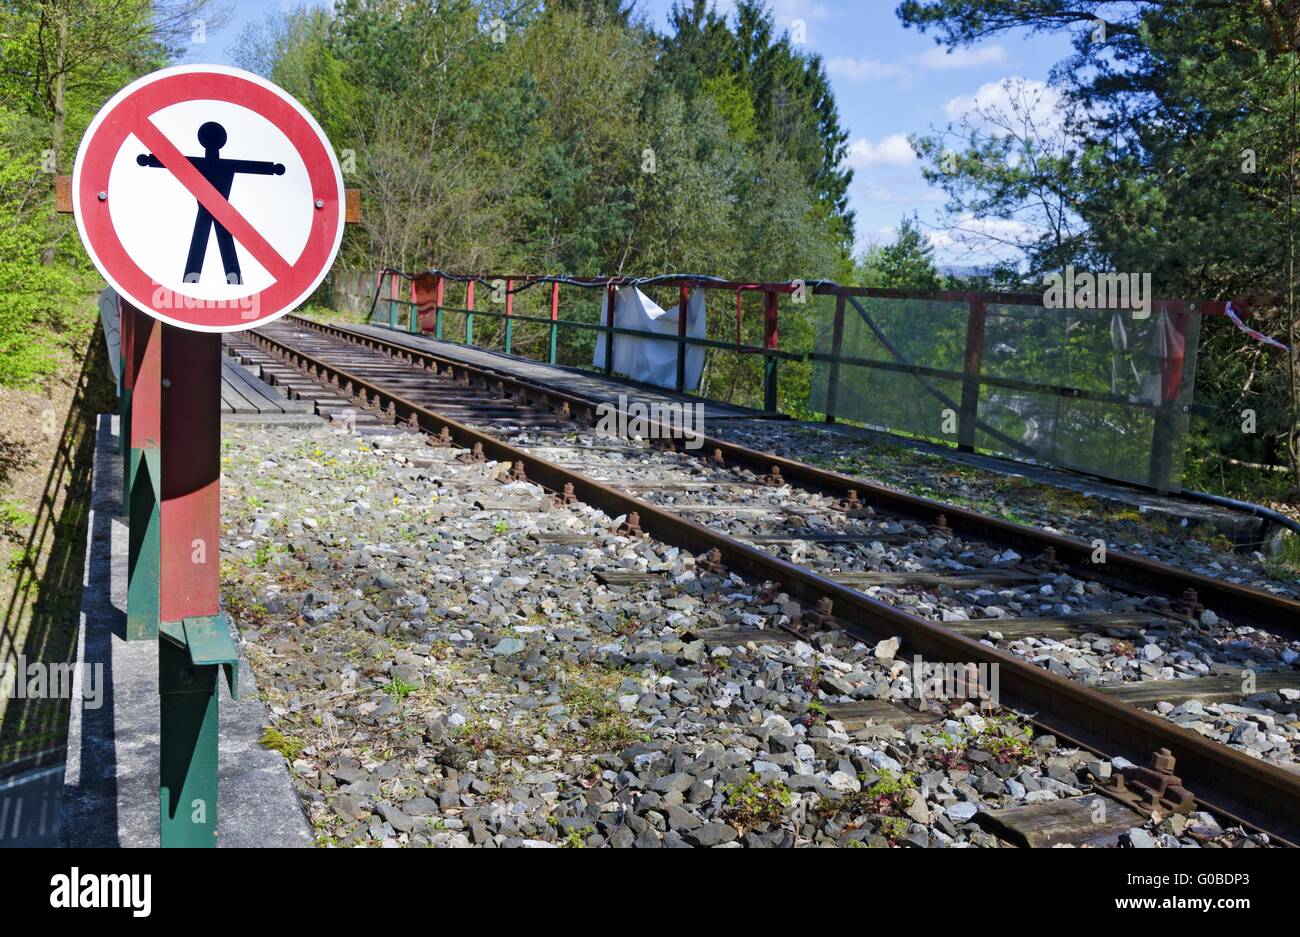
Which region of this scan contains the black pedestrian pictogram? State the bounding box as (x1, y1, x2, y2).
(136, 121, 285, 285)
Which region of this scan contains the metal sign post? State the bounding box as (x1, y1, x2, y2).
(71, 64, 346, 847)
(125, 303, 162, 641)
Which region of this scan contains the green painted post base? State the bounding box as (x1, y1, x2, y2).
(549, 324, 558, 364)
(159, 614, 238, 848)
(466, 313, 474, 346)
(126, 448, 160, 641)
(435, 309, 443, 339)
(504, 319, 513, 355)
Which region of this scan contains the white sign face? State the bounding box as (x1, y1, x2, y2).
(72, 65, 345, 332)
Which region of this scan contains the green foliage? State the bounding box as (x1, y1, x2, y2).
(0, 107, 94, 385)
(723, 774, 792, 833)
(0, 498, 37, 543)
(260, 726, 305, 760)
(857, 215, 943, 289)
(382, 676, 421, 704)
(233, 1, 855, 417)
(900, 0, 1300, 492)
(859, 769, 916, 814)
(0, 0, 220, 386)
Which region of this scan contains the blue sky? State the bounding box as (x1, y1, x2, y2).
(201, 0, 1077, 266)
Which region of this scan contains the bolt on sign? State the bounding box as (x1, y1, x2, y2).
(70, 64, 345, 848)
(73, 64, 345, 331)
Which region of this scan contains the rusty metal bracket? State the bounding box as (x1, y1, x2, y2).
(457, 442, 486, 463)
(1095, 747, 1197, 819)
(697, 547, 727, 576)
(549, 482, 578, 509)
(800, 597, 839, 633)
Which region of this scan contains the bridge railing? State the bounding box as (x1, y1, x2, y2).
(364, 270, 807, 412)
(338, 269, 1264, 492)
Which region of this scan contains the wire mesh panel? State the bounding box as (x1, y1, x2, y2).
(809, 294, 970, 441)
(811, 292, 1202, 491)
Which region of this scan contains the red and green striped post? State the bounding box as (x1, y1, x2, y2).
(762, 290, 780, 412)
(503, 278, 514, 354)
(465, 279, 476, 346)
(548, 281, 560, 364)
(156, 325, 236, 848)
(125, 304, 162, 641)
(435, 276, 446, 339)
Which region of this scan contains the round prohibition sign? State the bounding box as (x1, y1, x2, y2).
(72, 65, 344, 332)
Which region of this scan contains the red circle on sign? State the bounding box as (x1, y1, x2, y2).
(72, 66, 344, 332)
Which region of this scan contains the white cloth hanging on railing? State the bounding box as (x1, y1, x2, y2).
(591, 287, 706, 390)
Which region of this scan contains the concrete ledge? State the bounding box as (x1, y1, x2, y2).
(59, 414, 312, 848)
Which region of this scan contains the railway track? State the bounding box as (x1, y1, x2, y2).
(227, 315, 1300, 844)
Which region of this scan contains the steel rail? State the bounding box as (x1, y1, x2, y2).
(284, 316, 1300, 637)
(252, 322, 1300, 845)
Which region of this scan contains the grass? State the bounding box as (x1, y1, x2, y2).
(560, 672, 646, 751)
(1263, 532, 1300, 579)
(382, 675, 421, 704)
(0, 498, 36, 542)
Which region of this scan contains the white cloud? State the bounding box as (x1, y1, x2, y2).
(844, 134, 917, 169)
(771, 0, 832, 24)
(856, 182, 944, 205)
(927, 212, 1042, 265)
(944, 77, 1065, 136)
(917, 44, 1007, 70)
(827, 56, 905, 82)
(826, 44, 1007, 85)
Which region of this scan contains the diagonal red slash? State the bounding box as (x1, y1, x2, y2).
(131, 117, 295, 283)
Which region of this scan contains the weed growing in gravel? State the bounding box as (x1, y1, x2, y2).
(454, 716, 533, 757)
(558, 668, 647, 751)
(816, 769, 916, 841)
(261, 727, 304, 760)
(859, 769, 916, 812)
(925, 716, 1036, 767)
(0, 498, 36, 542)
(723, 774, 792, 833)
(549, 817, 595, 847)
(383, 676, 421, 704)
(251, 543, 286, 567)
(801, 700, 828, 728)
(876, 815, 909, 843)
